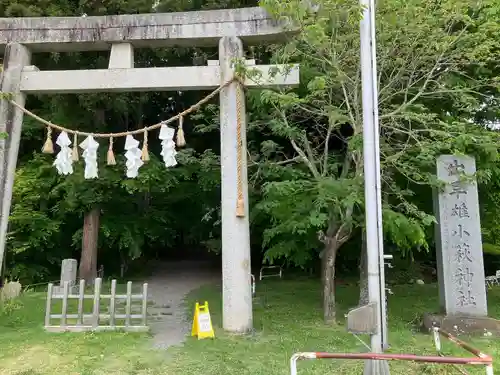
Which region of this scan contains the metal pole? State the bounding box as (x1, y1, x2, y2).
(359, 0, 390, 373)
(368, 0, 389, 349)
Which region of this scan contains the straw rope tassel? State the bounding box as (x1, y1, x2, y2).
(72, 133, 79, 161)
(42, 126, 54, 154)
(176, 115, 186, 147)
(235, 82, 245, 218)
(141, 129, 150, 162)
(107, 136, 116, 165)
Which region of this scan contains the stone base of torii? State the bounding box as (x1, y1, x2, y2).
(0, 7, 299, 333)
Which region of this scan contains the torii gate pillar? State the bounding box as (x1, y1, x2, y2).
(219, 36, 252, 333)
(0, 43, 31, 282)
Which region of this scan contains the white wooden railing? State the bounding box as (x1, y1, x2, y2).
(45, 277, 149, 332)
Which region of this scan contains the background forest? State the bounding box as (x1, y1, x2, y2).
(1, 0, 500, 321)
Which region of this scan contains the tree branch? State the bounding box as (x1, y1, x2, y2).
(275, 106, 321, 179)
(322, 120, 335, 176)
(291, 139, 320, 179)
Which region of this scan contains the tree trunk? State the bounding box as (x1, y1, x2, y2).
(359, 230, 369, 306)
(79, 207, 100, 283)
(322, 238, 339, 324)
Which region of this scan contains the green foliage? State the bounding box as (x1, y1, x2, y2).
(0, 297, 25, 327)
(253, 0, 500, 267)
(7, 147, 221, 281)
(480, 163, 500, 255)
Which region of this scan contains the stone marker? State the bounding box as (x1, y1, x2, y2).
(53, 258, 78, 295)
(423, 155, 500, 335)
(434, 155, 487, 317)
(0, 280, 22, 301)
(61, 259, 78, 286)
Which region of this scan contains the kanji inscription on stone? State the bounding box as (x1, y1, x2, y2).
(449, 181, 468, 199)
(447, 159, 465, 176)
(434, 155, 487, 316)
(454, 243, 473, 263)
(451, 202, 470, 218)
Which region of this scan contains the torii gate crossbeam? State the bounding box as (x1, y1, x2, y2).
(0, 7, 294, 52)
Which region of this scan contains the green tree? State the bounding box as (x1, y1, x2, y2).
(254, 0, 500, 322)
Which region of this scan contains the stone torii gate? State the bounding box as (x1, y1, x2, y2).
(0, 7, 299, 333)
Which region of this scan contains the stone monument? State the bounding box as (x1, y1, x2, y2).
(53, 258, 78, 295)
(435, 155, 487, 316)
(0, 280, 21, 301)
(424, 155, 500, 334)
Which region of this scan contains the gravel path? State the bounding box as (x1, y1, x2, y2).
(146, 260, 219, 349)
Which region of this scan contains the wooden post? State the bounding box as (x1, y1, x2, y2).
(0, 43, 31, 280)
(92, 277, 101, 328)
(45, 283, 53, 327)
(76, 279, 85, 326)
(141, 283, 148, 326)
(79, 207, 100, 283)
(61, 281, 69, 328)
(109, 279, 117, 327)
(125, 281, 132, 327)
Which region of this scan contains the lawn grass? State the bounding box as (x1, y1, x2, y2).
(0, 277, 498, 375)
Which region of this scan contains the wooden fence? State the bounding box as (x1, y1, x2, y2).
(45, 277, 149, 332)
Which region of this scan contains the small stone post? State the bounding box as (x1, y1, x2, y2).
(61, 259, 78, 286)
(0, 43, 31, 280)
(219, 36, 253, 333)
(53, 258, 78, 295)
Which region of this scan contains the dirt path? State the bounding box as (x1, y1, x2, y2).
(146, 260, 219, 349)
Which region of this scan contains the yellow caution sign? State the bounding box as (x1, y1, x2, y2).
(191, 301, 215, 339)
